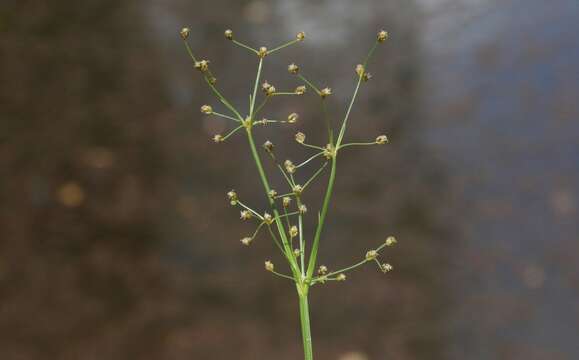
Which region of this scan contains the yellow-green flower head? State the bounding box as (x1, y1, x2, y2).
(295, 85, 306, 95)
(287, 113, 299, 123)
(320, 87, 332, 98)
(385, 236, 397, 246)
(180, 27, 190, 39)
(377, 30, 389, 42)
(200, 105, 213, 114)
(288, 63, 300, 74)
(376, 135, 389, 144)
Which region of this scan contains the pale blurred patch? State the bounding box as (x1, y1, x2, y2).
(339, 351, 369, 360)
(522, 264, 545, 289)
(56, 181, 85, 208)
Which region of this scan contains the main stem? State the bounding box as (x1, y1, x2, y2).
(298, 292, 314, 360)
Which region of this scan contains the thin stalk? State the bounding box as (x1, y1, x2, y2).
(267, 39, 300, 55)
(246, 127, 301, 277)
(298, 293, 314, 360)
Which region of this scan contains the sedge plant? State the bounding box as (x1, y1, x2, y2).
(181, 27, 397, 360)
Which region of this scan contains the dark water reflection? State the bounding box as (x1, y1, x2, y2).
(1, 0, 577, 359)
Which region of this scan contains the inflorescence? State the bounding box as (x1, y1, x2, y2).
(181, 27, 396, 289)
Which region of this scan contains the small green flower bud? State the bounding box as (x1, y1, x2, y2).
(263, 140, 275, 152)
(381, 263, 393, 273)
(240, 237, 252, 246)
(284, 160, 296, 174)
(288, 63, 300, 74)
(336, 273, 347, 281)
(268, 189, 278, 198)
(385, 236, 397, 246)
(201, 105, 213, 114)
(298, 204, 307, 214)
(227, 190, 238, 205)
(263, 212, 273, 225)
(292, 184, 303, 195)
(295, 132, 306, 143)
(265, 260, 274, 272)
(318, 265, 328, 275)
(296, 32, 305, 41)
(258, 46, 268, 58)
(294, 249, 301, 257)
(323, 143, 336, 159)
(376, 135, 389, 144)
(295, 85, 306, 95)
(282, 196, 292, 207)
(289, 225, 298, 237)
(224, 29, 233, 40)
(213, 134, 223, 143)
(377, 30, 389, 42)
(194, 60, 210, 72)
(180, 27, 190, 40)
(240, 210, 252, 220)
(287, 113, 299, 123)
(365, 250, 378, 261)
(320, 87, 332, 98)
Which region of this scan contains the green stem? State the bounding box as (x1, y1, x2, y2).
(298, 292, 314, 360)
(305, 155, 337, 279)
(246, 128, 301, 277)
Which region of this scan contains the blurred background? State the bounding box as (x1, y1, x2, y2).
(1, 0, 578, 359)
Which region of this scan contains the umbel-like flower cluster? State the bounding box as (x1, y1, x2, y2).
(181, 26, 396, 360)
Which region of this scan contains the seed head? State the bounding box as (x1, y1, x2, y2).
(381, 263, 393, 273)
(200, 105, 213, 114)
(268, 189, 278, 198)
(295, 85, 306, 95)
(180, 27, 190, 40)
(266, 85, 276, 96)
(265, 261, 274, 272)
(240, 210, 253, 220)
(293, 184, 303, 195)
(282, 196, 292, 208)
(365, 250, 378, 261)
(288, 63, 300, 74)
(323, 143, 336, 159)
(377, 30, 389, 43)
(263, 212, 273, 225)
(258, 46, 268, 58)
(227, 190, 238, 205)
(262, 81, 276, 96)
(287, 113, 299, 123)
(336, 273, 347, 281)
(284, 160, 296, 174)
(213, 134, 223, 143)
(320, 87, 332, 98)
(289, 225, 298, 237)
(355, 64, 365, 77)
(261, 141, 274, 154)
(295, 132, 306, 143)
(298, 204, 307, 214)
(194, 60, 210, 72)
(376, 135, 389, 144)
(362, 72, 373, 82)
(240, 237, 252, 246)
(385, 236, 397, 246)
(318, 265, 328, 275)
(296, 32, 306, 41)
(224, 29, 233, 40)
(294, 249, 301, 257)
